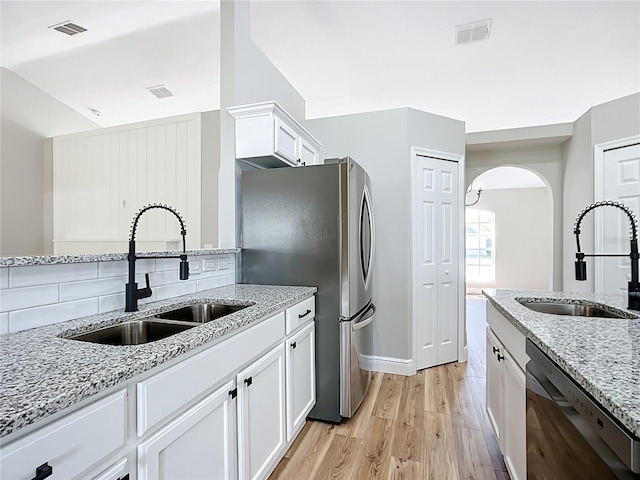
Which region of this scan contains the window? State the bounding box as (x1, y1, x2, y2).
(466, 209, 495, 283)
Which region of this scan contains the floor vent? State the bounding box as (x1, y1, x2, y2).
(49, 22, 87, 36)
(146, 85, 174, 99)
(454, 19, 492, 46)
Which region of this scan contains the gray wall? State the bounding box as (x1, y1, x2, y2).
(562, 92, 640, 292)
(201, 111, 220, 247)
(218, 0, 306, 247)
(466, 143, 563, 290)
(0, 69, 100, 255)
(308, 108, 465, 361)
(472, 187, 552, 291)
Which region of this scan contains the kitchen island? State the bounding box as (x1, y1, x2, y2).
(484, 289, 639, 437)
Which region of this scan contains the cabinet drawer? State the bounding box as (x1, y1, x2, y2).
(487, 303, 528, 371)
(137, 312, 285, 436)
(285, 297, 315, 335)
(0, 390, 126, 480)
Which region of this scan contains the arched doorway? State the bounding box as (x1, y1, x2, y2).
(465, 166, 553, 294)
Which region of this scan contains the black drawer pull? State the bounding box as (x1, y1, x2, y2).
(291, 341, 297, 349)
(244, 376, 253, 387)
(298, 309, 312, 319)
(31, 463, 53, 480)
(492, 346, 499, 354)
(497, 354, 505, 362)
(229, 387, 238, 399)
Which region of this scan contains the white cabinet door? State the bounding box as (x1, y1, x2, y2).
(237, 343, 286, 480)
(486, 327, 503, 448)
(298, 137, 319, 166)
(286, 322, 316, 441)
(138, 380, 237, 480)
(503, 351, 526, 480)
(92, 459, 128, 480)
(274, 117, 298, 166)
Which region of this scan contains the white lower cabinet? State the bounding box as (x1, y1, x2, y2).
(286, 322, 316, 441)
(485, 302, 527, 480)
(138, 380, 237, 480)
(237, 344, 286, 480)
(92, 459, 128, 480)
(0, 390, 127, 480)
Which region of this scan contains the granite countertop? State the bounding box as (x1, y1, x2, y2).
(484, 289, 640, 437)
(0, 284, 316, 440)
(0, 248, 240, 267)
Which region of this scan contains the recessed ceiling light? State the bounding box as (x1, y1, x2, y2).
(49, 21, 87, 36)
(146, 85, 174, 99)
(454, 19, 492, 46)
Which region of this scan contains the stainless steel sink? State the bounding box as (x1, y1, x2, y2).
(68, 319, 195, 346)
(154, 303, 250, 323)
(518, 300, 635, 319)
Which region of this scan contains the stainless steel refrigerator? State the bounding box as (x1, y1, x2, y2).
(240, 157, 376, 423)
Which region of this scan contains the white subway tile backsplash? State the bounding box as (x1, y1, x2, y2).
(1, 313, 8, 335)
(9, 263, 98, 288)
(0, 285, 59, 312)
(9, 298, 99, 333)
(98, 259, 155, 278)
(149, 270, 180, 287)
(59, 277, 127, 302)
(99, 293, 125, 313)
(155, 281, 197, 301)
(0, 255, 235, 334)
(155, 258, 180, 272)
(196, 276, 226, 291)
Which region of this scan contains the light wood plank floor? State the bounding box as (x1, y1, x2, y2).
(269, 297, 507, 480)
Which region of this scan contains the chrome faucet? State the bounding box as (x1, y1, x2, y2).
(125, 204, 190, 312)
(573, 200, 639, 310)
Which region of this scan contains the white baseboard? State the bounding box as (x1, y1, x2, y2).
(360, 354, 415, 376)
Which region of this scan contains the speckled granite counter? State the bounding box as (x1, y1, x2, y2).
(0, 248, 240, 267)
(484, 289, 640, 437)
(0, 284, 315, 439)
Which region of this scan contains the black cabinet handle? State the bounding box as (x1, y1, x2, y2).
(244, 377, 253, 387)
(291, 341, 297, 349)
(492, 346, 500, 354)
(299, 309, 312, 319)
(118, 475, 130, 480)
(31, 463, 53, 480)
(497, 354, 505, 362)
(229, 387, 238, 399)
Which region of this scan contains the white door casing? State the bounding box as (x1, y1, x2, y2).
(594, 137, 640, 295)
(412, 148, 465, 370)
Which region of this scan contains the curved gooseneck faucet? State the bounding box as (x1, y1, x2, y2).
(125, 204, 190, 312)
(573, 200, 639, 310)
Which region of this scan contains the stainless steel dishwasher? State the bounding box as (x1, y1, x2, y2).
(526, 340, 640, 479)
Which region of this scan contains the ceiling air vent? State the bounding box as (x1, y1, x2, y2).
(49, 21, 87, 36)
(454, 19, 492, 46)
(146, 85, 174, 99)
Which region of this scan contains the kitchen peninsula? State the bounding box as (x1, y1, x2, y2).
(0, 250, 317, 480)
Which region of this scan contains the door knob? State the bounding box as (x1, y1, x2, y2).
(445, 270, 450, 275)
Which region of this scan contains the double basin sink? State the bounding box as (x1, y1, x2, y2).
(518, 299, 638, 319)
(68, 303, 251, 346)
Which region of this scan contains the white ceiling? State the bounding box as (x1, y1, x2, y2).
(1, 0, 639, 133)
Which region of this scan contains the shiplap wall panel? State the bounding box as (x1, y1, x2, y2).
(53, 114, 201, 253)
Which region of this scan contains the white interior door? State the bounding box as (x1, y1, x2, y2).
(413, 153, 460, 370)
(595, 140, 640, 295)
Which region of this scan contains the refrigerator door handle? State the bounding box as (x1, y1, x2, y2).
(360, 184, 375, 290)
(352, 304, 375, 331)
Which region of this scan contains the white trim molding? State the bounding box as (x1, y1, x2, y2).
(360, 354, 415, 376)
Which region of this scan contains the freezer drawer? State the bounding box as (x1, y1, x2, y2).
(339, 303, 375, 418)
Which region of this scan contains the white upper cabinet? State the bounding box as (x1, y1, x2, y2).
(228, 101, 322, 168)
